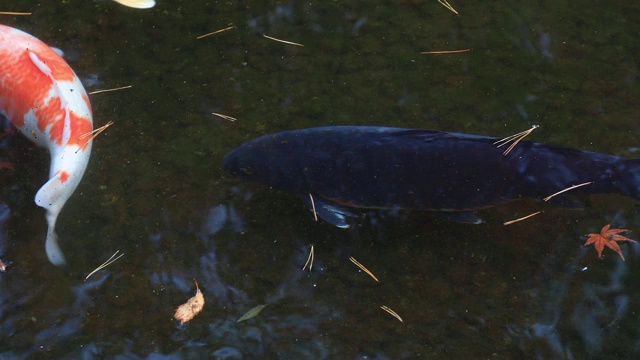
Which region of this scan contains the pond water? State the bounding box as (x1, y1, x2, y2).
(2, 1, 640, 359)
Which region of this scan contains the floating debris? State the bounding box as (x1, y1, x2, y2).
(196, 26, 235, 39)
(80, 121, 114, 143)
(238, 304, 268, 322)
(380, 305, 404, 323)
(437, 0, 459, 15)
(174, 280, 205, 324)
(85, 250, 124, 280)
(503, 211, 542, 226)
(543, 181, 593, 202)
(0, 11, 32, 15)
(584, 224, 637, 261)
(421, 48, 471, 55)
(263, 34, 304, 47)
(309, 193, 318, 222)
(494, 125, 539, 155)
(89, 85, 133, 95)
(112, 0, 155, 9)
(349, 256, 379, 282)
(302, 245, 314, 271)
(212, 112, 237, 122)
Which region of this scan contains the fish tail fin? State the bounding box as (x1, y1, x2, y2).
(45, 227, 66, 266)
(35, 172, 68, 266)
(616, 158, 640, 200)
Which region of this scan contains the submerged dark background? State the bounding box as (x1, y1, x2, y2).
(2, 1, 640, 359)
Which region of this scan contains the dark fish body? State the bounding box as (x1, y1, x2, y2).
(223, 126, 640, 226)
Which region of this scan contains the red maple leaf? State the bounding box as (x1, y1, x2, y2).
(584, 224, 637, 261)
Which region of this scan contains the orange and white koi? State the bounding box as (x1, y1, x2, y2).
(0, 24, 93, 265)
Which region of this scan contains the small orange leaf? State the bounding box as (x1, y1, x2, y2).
(584, 224, 636, 261)
(174, 280, 205, 324)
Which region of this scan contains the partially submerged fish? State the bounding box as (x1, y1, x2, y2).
(223, 126, 640, 227)
(0, 24, 93, 265)
(111, 0, 156, 9)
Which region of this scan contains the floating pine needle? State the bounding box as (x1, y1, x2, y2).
(85, 250, 124, 280)
(349, 256, 379, 282)
(302, 244, 314, 271)
(196, 26, 235, 39)
(309, 193, 318, 222)
(380, 305, 404, 323)
(494, 125, 539, 155)
(89, 85, 133, 95)
(174, 280, 205, 324)
(212, 112, 237, 122)
(543, 181, 593, 202)
(437, 0, 459, 15)
(421, 48, 471, 54)
(503, 211, 542, 226)
(263, 34, 304, 47)
(80, 121, 114, 142)
(0, 259, 6, 272)
(0, 11, 32, 15)
(238, 304, 268, 322)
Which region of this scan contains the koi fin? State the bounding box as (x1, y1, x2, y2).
(45, 228, 65, 266)
(35, 172, 67, 265)
(50, 47, 64, 57)
(302, 195, 357, 229)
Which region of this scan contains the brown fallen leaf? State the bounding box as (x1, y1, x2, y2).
(174, 280, 205, 324)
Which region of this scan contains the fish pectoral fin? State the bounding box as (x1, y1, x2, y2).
(35, 172, 67, 211)
(434, 211, 484, 224)
(302, 195, 357, 229)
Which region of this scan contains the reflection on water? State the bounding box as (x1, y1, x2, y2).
(2, 0, 640, 358)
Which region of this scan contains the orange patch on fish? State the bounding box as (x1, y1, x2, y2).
(59, 171, 70, 184)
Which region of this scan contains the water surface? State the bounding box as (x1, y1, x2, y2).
(1, 1, 640, 359)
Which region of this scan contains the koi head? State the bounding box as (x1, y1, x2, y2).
(223, 132, 306, 193)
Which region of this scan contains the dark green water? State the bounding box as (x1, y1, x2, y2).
(2, 1, 640, 358)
